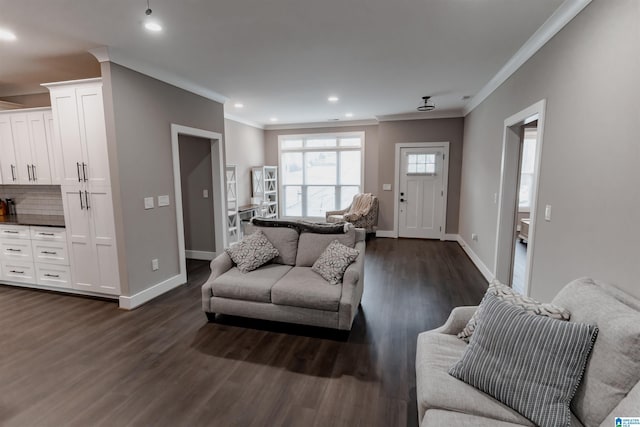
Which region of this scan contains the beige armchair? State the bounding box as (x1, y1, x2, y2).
(326, 193, 379, 233)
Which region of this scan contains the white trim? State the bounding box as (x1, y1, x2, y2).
(41, 77, 102, 88)
(89, 47, 228, 105)
(171, 124, 226, 292)
(185, 250, 217, 261)
(463, 0, 592, 115)
(265, 119, 378, 131)
(0, 281, 119, 300)
(494, 100, 546, 297)
(0, 106, 51, 115)
(393, 142, 450, 239)
(376, 110, 463, 122)
(224, 113, 264, 130)
(375, 230, 396, 238)
(456, 236, 493, 283)
(118, 274, 184, 310)
(444, 233, 459, 242)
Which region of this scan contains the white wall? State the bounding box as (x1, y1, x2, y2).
(224, 119, 265, 206)
(459, 0, 640, 301)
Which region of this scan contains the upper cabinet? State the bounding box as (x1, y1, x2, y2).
(45, 79, 111, 188)
(0, 108, 54, 185)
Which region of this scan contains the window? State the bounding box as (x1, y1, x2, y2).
(407, 153, 436, 174)
(279, 132, 363, 218)
(518, 128, 537, 210)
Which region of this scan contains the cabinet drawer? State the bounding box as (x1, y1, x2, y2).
(31, 241, 69, 265)
(1, 260, 36, 284)
(35, 264, 72, 289)
(31, 227, 67, 242)
(0, 240, 34, 262)
(0, 225, 30, 240)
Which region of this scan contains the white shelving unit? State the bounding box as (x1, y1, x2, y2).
(226, 165, 240, 244)
(251, 166, 278, 219)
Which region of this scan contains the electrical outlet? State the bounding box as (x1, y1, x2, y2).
(383, 184, 392, 191)
(152, 258, 159, 271)
(158, 195, 170, 207)
(203, 189, 209, 198)
(144, 197, 154, 210)
(545, 204, 552, 221)
(472, 233, 478, 242)
(493, 193, 498, 204)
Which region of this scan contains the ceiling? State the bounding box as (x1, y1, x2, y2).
(0, 0, 566, 126)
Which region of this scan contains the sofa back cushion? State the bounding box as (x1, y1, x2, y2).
(551, 278, 640, 427)
(295, 229, 356, 267)
(245, 224, 299, 266)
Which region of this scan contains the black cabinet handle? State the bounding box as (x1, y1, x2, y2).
(10, 164, 16, 181)
(42, 251, 58, 255)
(77, 162, 82, 182)
(44, 273, 60, 278)
(6, 248, 22, 252)
(85, 191, 90, 209)
(82, 163, 88, 182)
(9, 270, 25, 274)
(39, 232, 55, 236)
(3, 230, 19, 234)
(32, 164, 37, 181)
(27, 164, 32, 181)
(79, 190, 84, 210)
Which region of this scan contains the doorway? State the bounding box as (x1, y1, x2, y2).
(394, 142, 449, 239)
(494, 100, 546, 296)
(171, 124, 225, 285)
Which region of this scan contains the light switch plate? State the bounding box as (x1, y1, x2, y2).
(158, 195, 170, 207)
(383, 184, 392, 191)
(203, 189, 209, 198)
(545, 204, 552, 221)
(144, 197, 154, 210)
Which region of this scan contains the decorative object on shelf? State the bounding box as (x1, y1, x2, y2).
(251, 166, 278, 219)
(225, 165, 239, 245)
(417, 96, 435, 112)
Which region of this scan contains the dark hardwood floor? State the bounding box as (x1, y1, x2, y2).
(0, 238, 487, 427)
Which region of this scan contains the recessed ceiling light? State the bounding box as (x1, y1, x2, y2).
(345, 112, 353, 118)
(270, 117, 278, 122)
(234, 103, 244, 109)
(0, 28, 17, 41)
(144, 21, 162, 32)
(328, 96, 339, 103)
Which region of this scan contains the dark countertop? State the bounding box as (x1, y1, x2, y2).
(0, 214, 66, 228)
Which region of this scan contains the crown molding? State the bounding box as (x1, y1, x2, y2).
(462, 0, 592, 116)
(224, 113, 265, 130)
(376, 110, 463, 122)
(264, 118, 379, 131)
(89, 47, 229, 105)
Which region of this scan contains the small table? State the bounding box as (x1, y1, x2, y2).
(518, 218, 530, 243)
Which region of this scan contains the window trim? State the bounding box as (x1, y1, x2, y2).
(277, 131, 365, 220)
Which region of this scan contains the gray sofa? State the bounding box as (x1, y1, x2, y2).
(416, 278, 640, 426)
(202, 224, 366, 331)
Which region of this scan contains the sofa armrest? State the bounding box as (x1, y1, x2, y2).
(325, 206, 350, 217)
(431, 306, 478, 335)
(338, 240, 366, 330)
(202, 252, 234, 312)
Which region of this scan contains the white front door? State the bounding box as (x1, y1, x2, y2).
(398, 147, 445, 239)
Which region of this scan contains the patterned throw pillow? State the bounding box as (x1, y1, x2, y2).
(457, 279, 570, 342)
(225, 230, 279, 273)
(449, 294, 598, 427)
(312, 240, 359, 285)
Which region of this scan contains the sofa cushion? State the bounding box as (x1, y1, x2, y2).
(295, 229, 356, 267)
(245, 224, 299, 266)
(421, 409, 584, 427)
(225, 230, 279, 273)
(415, 331, 535, 426)
(271, 267, 342, 311)
(551, 278, 640, 427)
(449, 294, 598, 427)
(458, 279, 570, 342)
(312, 240, 359, 285)
(212, 264, 292, 303)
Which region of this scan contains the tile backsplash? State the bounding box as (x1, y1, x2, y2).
(0, 185, 64, 216)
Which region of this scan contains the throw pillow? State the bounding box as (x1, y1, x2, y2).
(225, 230, 279, 273)
(312, 240, 359, 285)
(457, 279, 570, 342)
(449, 293, 598, 427)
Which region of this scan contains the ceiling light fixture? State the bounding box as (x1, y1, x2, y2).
(144, 0, 163, 32)
(328, 96, 339, 103)
(345, 113, 353, 118)
(417, 96, 435, 112)
(270, 117, 278, 122)
(0, 28, 17, 41)
(234, 103, 244, 109)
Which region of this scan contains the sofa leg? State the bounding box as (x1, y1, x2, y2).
(205, 312, 216, 322)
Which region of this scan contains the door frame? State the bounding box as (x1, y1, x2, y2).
(171, 124, 226, 284)
(494, 100, 546, 296)
(393, 142, 450, 239)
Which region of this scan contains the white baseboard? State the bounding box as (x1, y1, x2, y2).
(185, 250, 217, 261)
(443, 233, 459, 241)
(456, 236, 494, 283)
(375, 230, 396, 238)
(119, 273, 186, 310)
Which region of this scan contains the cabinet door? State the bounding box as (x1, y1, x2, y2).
(44, 111, 63, 185)
(76, 85, 111, 188)
(0, 115, 17, 183)
(27, 112, 53, 184)
(62, 186, 98, 292)
(50, 87, 85, 185)
(87, 188, 120, 295)
(10, 113, 33, 184)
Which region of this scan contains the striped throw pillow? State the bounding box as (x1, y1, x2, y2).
(449, 293, 598, 427)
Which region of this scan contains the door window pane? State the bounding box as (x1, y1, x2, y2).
(306, 186, 335, 217)
(305, 152, 336, 185)
(282, 152, 303, 185)
(340, 151, 360, 185)
(407, 153, 436, 175)
(284, 186, 302, 216)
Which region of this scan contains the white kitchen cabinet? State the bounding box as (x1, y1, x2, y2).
(10, 111, 53, 184)
(45, 79, 111, 187)
(1, 260, 36, 284)
(0, 114, 18, 184)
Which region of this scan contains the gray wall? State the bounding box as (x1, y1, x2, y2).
(179, 135, 215, 253)
(264, 118, 464, 233)
(224, 119, 265, 206)
(101, 62, 225, 296)
(459, 0, 640, 301)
